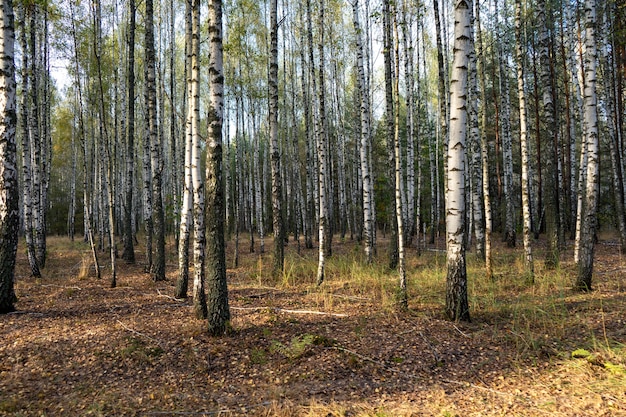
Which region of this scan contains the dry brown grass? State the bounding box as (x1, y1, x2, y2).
(1, 234, 624, 416)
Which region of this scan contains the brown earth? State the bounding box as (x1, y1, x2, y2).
(1, 235, 625, 416)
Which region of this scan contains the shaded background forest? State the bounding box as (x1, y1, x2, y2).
(14, 0, 626, 283)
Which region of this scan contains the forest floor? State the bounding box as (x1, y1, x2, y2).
(1, 233, 625, 416)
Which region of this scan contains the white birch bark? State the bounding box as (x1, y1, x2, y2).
(496, 0, 515, 248)
(176, 0, 193, 299)
(0, 0, 18, 313)
(314, 0, 329, 285)
(190, 0, 207, 318)
(515, 0, 534, 280)
(468, 1, 484, 259)
(18, 7, 39, 278)
(446, 0, 471, 322)
(122, 0, 136, 264)
(352, 0, 374, 263)
(576, 0, 599, 291)
(476, 0, 492, 278)
(269, 0, 284, 276)
(392, 2, 407, 309)
(206, 0, 230, 335)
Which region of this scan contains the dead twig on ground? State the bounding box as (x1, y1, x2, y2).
(230, 306, 348, 317)
(116, 320, 165, 348)
(41, 284, 82, 290)
(156, 288, 186, 302)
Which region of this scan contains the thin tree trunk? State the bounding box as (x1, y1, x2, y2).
(383, 0, 398, 269)
(496, 0, 516, 248)
(352, 0, 375, 264)
(515, 0, 534, 281)
(189, 0, 207, 318)
(269, 0, 284, 277)
(468, 0, 484, 260)
(315, 0, 330, 286)
(69, 1, 99, 279)
(122, 0, 136, 263)
(476, 0, 492, 279)
(176, 0, 193, 299)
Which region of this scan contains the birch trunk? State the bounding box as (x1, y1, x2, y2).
(352, 0, 374, 264)
(176, 0, 193, 299)
(206, 0, 230, 335)
(468, 1, 484, 260)
(69, 1, 99, 280)
(383, 0, 398, 269)
(476, 0, 492, 278)
(538, 0, 560, 269)
(0, 0, 18, 313)
(446, 0, 471, 322)
(28, 6, 45, 269)
(122, 0, 136, 263)
(315, 0, 330, 286)
(576, 0, 599, 291)
(401, 0, 415, 247)
(515, 0, 534, 280)
(190, 0, 207, 318)
(145, 0, 165, 282)
(269, 0, 284, 277)
(392, 2, 407, 309)
(18, 7, 39, 278)
(496, 0, 515, 248)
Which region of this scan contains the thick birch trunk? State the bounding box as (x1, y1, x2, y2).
(576, 0, 599, 291)
(206, 0, 230, 335)
(446, 0, 471, 322)
(538, 1, 560, 269)
(0, 0, 18, 313)
(18, 8, 39, 278)
(145, 0, 165, 282)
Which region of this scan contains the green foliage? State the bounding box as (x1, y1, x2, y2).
(269, 333, 333, 360)
(250, 347, 268, 365)
(571, 348, 591, 359)
(120, 337, 164, 363)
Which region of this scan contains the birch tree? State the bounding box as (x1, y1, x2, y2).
(0, 0, 18, 313)
(145, 0, 166, 282)
(496, 0, 515, 247)
(269, 0, 284, 277)
(122, 0, 136, 264)
(206, 0, 230, 335)
(538, 0, 560, 269)
(576, 0, 599, 291)
(352, 0, 374, 264)
(314, 0, 330, 286)
(18, 6, 40, 278)
(515, 0, 533, 280)
(446, 0, 471, 322)
(176, 0, 193, 299)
